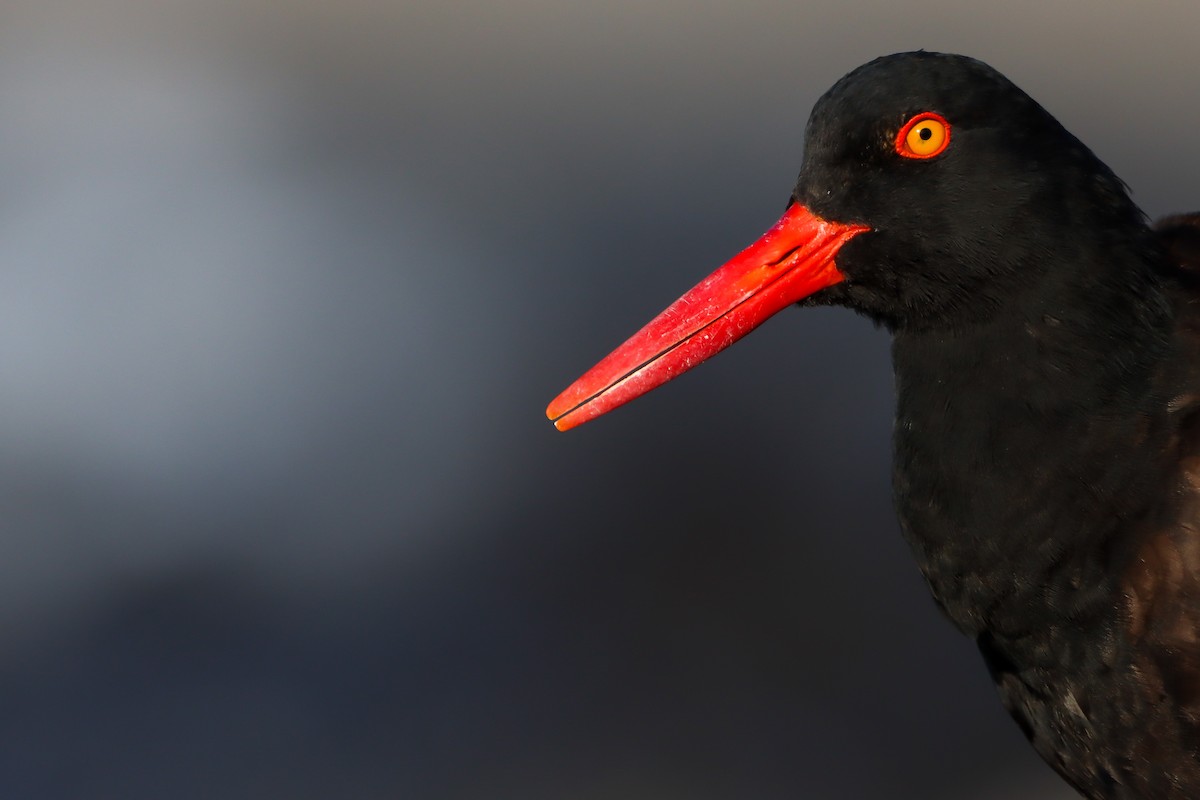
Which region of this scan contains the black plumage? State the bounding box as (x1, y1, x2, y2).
(550, 51, 1200, 798)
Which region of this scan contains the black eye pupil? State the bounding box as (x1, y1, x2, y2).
(919, 127, 933, 141)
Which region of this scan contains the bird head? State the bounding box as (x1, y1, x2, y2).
(547, 52, 1153, 431)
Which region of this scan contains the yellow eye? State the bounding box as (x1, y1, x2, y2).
(896, 112, 950, 159)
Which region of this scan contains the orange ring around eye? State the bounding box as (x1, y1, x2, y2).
(895, 112, 951, 159)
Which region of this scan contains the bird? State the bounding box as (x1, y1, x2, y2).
(545, 51, 1200, 799)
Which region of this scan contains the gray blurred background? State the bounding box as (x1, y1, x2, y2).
(0, 1, 1196, 797)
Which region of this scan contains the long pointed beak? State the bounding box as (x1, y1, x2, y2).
(547, 203, 868, 431)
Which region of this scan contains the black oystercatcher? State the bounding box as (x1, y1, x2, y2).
(547, 52, 1200, 799)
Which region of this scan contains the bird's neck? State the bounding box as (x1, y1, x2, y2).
(890, 277, 1178, 640)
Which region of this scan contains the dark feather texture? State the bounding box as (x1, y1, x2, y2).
(794, 53, 1200, 798)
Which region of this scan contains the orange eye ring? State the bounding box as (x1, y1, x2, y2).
(895, 112, 951, 159)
